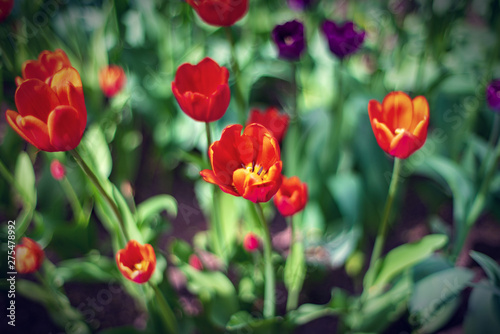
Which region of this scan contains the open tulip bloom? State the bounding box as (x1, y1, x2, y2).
(6, 49, 87, 152)
(200, 123, 283, 203)
(15, 237, 45, 274)
(274, 176, 308, 217)
(368, 91, 429, 159)
(321, 20, 365, 60)
(116, 240, 156, 284)
(272, 20, 306, 61)
(99, 65, 127, 98)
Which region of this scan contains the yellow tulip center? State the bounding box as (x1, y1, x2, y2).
(134, 260, 147, 271)
(395, 128, 405, 135)
(244, 162, 269, 181)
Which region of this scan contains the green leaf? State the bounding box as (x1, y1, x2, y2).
(14, 151, 36, 206)
(325, 173, 363, 267)
(284, 241, 306, 296)
(137, 195, 178, 223)
(409, 267, 474, 333)
(365, 234, 448, 294)
(349, 274, 412, 332)
(415, 156, 474, 240)
(470, 251, 500, 287)
(112, 185, 143, 244)
(80, 124, 112, 179)
(226, 311, 281, 332)
(182, 266, 239, 328)
(169, 239, 193, 264)
(464, 281, 500, 334)
(53, 255, 118, 283)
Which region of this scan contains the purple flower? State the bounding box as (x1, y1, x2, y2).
(287, 0, 315, 11)
(321, 20, 365, 59)
(487, 79, 500, 112)
(271, 20, 306, 61)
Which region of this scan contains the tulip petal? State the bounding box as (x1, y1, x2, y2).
(410, 96, 429, 132)
(200, 169, 240, 196)
(15, 79, 59, 122)
(211, 124, 244, 177)
(16, 115, 53, 151)
(49, 67, 83, 103)
(372, 119, 394, 153)
(368, 100, 383, 122)
(206, 84, 230, 122)
(412, 119, 428, 143)
(5, 109, 34, 145)
(382, 91, 413, 132)
(389, 130, 423, 159)
(22, 60, 49, 82)
(47, 105, 82, 151)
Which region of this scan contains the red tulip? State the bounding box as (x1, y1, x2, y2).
(15, 49, 72, 86)
(116, 240, 156, 284)
(243, 233, 260, 252)
(368, 91, 429, 159)
(247, 107, 289, 142)
(273, 176, 308, 217)
(6, 50, 87, 152)
(15, 237, 44, 274)
(98, 65, 127, 98)
(186, 0, 249, 27)
(189, 254, 204, 271)
(172, 57, 230, 123)
(0, 0, 14, 22)
(200, 123, 283, 203)
(50, 159, 66, 180)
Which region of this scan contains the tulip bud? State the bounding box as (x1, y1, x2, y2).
(189, 254, 203, 271)
(243, 233, 260, 252)
(50, 159, 66, 180)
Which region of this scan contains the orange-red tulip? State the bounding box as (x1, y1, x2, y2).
(116, 240, 156, 284)
(15, 237, 44, 274)
(368, 91, 429, 159)
(172, 57, 230, 123)
(200, 123, 283, 203)
(0, 0, 14, 22)
(6, 50, 87, 152)
(243, 233, 260, 252)
(273, 176, 308, 217)
(247, 107, 289, 142)
(186, 0, 249, 27)
(98, 65, 127, 98)
(15, 49, 72, 86)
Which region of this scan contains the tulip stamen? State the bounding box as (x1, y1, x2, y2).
(257, 166, 264, 175)
(395, 128, 405, 135)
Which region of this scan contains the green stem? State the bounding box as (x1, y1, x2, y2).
(368, 158, 402, 275)
(60, 177, 85, 226)
(205, 122, 212, 149)
(286, 215, 300, 312)
(453, 138, 500, 259)
(479, 113, 500, 178)
(254, 203, 275, 318)
(331, 60, 344, 173)
(291, 62, 298, 121)
(150, 283, 178, 334)
(224, 26, 246, 123)
(69, 149, 128, 244)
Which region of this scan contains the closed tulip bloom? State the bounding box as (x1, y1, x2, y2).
(486, 79, 500, 112)
(99, 65, 127, 98)
(15, 49, 72, 86)
(368, 92, 429, 159)
(172, 57, 230, 122)
(273, 176, 308, 217)
(116, 240, 156, 284)
(15, 237, 44, 274)
(243, 233, 260, 252)
(321, 20, 365, 59)
(247, 107, 289, 142)
(0, 0, 14, 22)
(6, 50, 87, 152)
(200, 123, 283, 203)
(186, 0, 248, 27)
(50, 159, 66, 180)
(272, 20, 306, 61)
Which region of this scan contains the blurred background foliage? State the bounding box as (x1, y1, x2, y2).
(1, 0, 500, 333)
